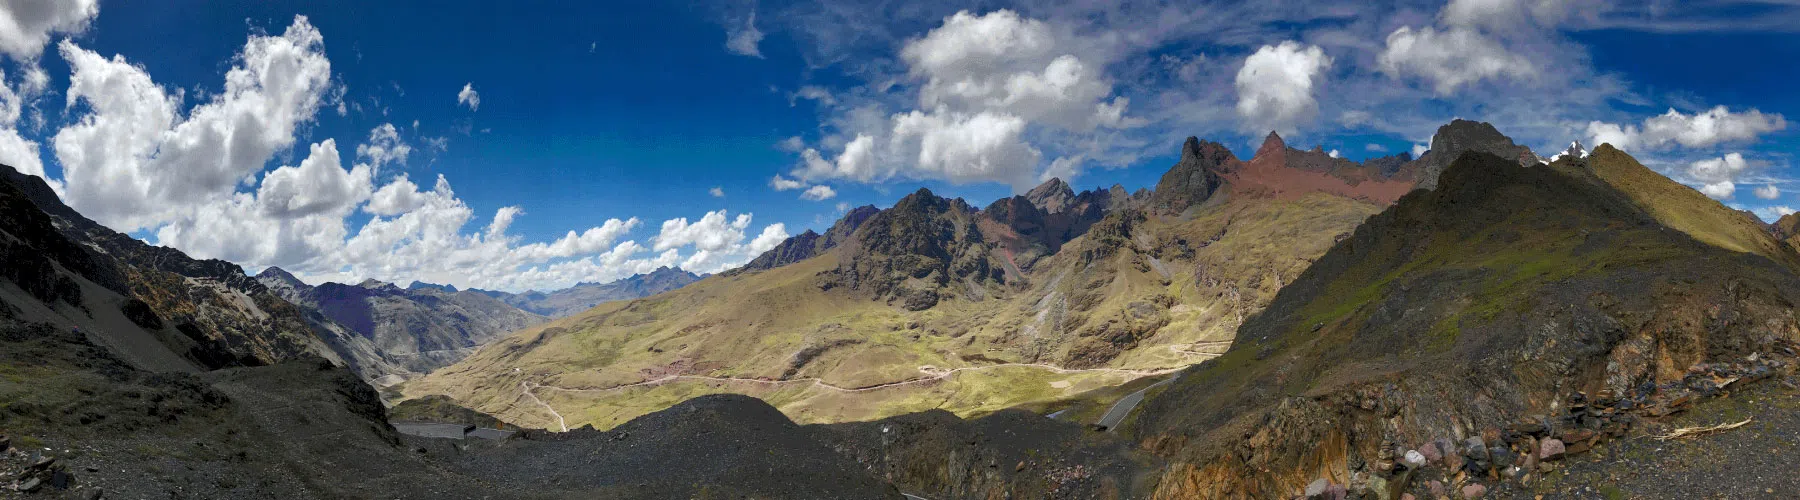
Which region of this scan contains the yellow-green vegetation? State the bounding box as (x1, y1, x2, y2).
(407, 192, 1384, 430)
(1583, 144, 1800, 269)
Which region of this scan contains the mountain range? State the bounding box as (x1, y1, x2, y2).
(255, 267, 548, 383)
(6, 119, 1800, 498)
(406, 119, 1557, 430)
(470, 266, 703, 318)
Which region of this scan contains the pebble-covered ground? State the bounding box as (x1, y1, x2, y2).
(1535, 377, 1800, 499)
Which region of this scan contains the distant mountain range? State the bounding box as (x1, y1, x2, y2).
(469, 266, 703, 318)
(255, 267, 548, 380)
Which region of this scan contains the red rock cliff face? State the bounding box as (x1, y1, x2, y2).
(1226, 132, 1417, 205)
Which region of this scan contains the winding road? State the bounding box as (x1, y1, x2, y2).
(1094, 372, 1182, 432)
(519, 381, 569, 432)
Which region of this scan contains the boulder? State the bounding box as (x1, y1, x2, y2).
(1461, 483, 1487, 498)
(1538, 438, 1566, 461)
(1305, 478, 1329, 498)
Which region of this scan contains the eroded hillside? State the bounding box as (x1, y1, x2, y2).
(405, 123, 1537, 429)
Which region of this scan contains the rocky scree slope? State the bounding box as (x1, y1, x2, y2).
(0, 164, 401, 379)
(256, 267, 546, 377)
(1131, 150, 1800, 498)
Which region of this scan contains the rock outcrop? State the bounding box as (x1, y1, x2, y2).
(1407, 119, 1541, 189)
(1150, 137, 1233, 215)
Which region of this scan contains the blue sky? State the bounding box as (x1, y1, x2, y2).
(0, 0, 1796, 291)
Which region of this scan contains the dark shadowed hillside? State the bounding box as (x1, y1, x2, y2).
(257, 268, 547, 378)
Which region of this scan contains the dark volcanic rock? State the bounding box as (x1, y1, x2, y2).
(1151, 137, 1234, 215)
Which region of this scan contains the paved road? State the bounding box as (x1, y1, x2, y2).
(1094, 372, 1181, 432)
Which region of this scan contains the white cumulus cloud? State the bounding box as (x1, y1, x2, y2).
(1686, 152, 1751, 200)
(54, 16, 332, 232)
(1378, 26, 1536, 95)
(35, 13, 788, 292)
(1235, 41, 1332, 136)
(1755, 184, 1781, 200)
(1587, 107, 1787, 152)
(770, 174, 808, 191)
(0, 0, 97, 61)
(457, 82, 480, 111)
(800, 184, 836, 201)
(783, 9, 1132, 192)
(354, 123, 411, 170)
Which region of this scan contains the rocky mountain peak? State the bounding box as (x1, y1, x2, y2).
(256, 266, 305, 287)
(1256, 131, 1287, 157)
(1412, 119, 1538, 189)
(892, 187, 954, 215)
(406, 281, 458, 293)
(1024, 177, 1075, 213)
(356, 278, 401, 292)
(1153, 137, 1237, 215)
(733, 205, 881, 274)
(1550, 140, 1589, 163)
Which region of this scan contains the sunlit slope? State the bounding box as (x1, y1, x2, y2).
(1584, 144, 1800, 269)
(408, 191, 1382, 430)
(1134, 151, 1800, 497)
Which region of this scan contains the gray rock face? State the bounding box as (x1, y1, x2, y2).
(1024, 177, 1076, 214)
(1151, 137, 1233, 215)
(1410, 119, 1540, 190)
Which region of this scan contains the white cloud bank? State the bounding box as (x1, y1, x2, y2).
(29, 15, 785, 292)
(0, 0, 97, 61)
(1587, 106, 1787, 152)
(783, 9, 1139, 191)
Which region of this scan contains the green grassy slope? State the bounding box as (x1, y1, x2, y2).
(1132, 151, 1800, 497)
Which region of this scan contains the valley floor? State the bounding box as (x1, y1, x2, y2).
(511, 360, 1195, 431)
